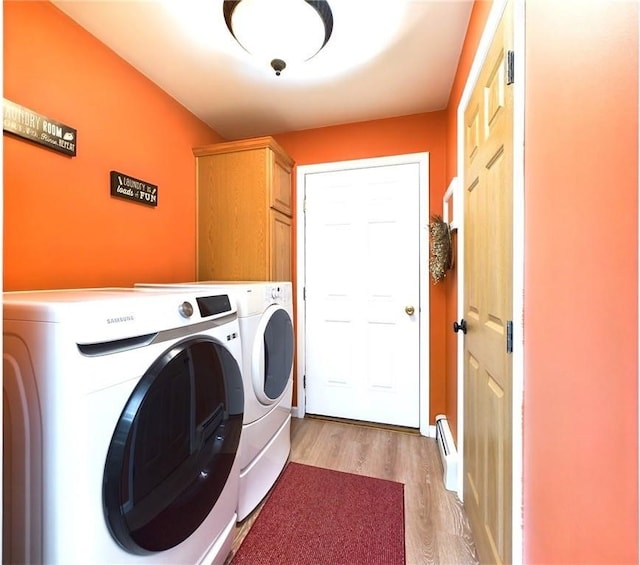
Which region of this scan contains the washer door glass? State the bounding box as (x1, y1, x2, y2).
(103, 337, 243, 554)
(252, 307, 294, 404)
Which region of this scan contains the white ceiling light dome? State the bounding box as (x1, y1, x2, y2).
(224, 0, 333, 75)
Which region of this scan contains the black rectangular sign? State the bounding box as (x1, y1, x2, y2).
(3, 98, 77, 157)
(110, 171, 158, 207)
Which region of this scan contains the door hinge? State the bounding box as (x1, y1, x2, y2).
(303, 286, 306, 300)
(303, 197, 307, 213)
(506, 50, 515, 85)
(303, 374, 306, 388)
(506, 320, 513, 354)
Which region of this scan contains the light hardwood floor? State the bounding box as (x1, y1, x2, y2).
(229, 416, 479, 564)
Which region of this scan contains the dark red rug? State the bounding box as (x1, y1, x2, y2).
(231, 462, 405, 564)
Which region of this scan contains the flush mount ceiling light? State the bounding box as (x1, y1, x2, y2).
(223, 0, 333, 76)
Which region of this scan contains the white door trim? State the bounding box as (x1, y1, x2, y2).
(295, 153, 431, 436)
(455, 0, 525, 562)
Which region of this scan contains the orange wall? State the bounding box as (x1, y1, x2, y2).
(274, 112, 449, 421)
(3, 1, 224, 291)
(443, 0, 493, 443)
(524, 0, 638, 562)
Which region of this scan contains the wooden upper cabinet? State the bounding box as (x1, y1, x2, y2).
(194, 136, 294, 282)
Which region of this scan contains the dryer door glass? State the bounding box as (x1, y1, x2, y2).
(262, 308, 294, 400)
(103, 337, 243, 554)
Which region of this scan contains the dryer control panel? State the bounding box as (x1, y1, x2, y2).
(264, 282, 291, 305)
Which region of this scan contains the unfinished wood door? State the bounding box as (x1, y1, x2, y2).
(462, 2, 513, 563)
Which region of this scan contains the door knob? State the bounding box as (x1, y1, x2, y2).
(453, 319, 467, 334)
(405, 305, 415, 316)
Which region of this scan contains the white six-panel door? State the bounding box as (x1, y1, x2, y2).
(300, 155, 428, 429)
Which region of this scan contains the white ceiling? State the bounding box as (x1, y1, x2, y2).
(51, 0, 473, 140)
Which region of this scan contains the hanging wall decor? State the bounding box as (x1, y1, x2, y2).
(3, 98, 77, 157)
(110, 171, 158, 207)
(429, 214, 453, 284)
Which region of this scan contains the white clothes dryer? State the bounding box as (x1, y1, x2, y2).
(3, 288, 245, 564)
(136, 282, 294, 521)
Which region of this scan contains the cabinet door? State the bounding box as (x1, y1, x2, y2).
(196, 151, 270, 281)
(270, 153, 292, 216)
(270, 209, 292, 282)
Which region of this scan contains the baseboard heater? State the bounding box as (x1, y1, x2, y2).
(435, 414, 458, 492)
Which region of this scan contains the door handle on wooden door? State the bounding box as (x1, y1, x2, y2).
(453, 319, 467, 334)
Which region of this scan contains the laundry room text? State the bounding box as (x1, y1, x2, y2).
(110, 171, 158, 207)
(3, 98, 77, 157)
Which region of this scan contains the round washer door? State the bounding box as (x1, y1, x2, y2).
(103, 336, 243, 554)
(251, 305, 294, 405)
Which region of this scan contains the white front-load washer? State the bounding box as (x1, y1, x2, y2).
(3, 287, 245, 564)
(136, 282, 294, 521)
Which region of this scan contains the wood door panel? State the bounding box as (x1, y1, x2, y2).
(485, 51, 506, 132)
(486, 367, 507, 562)
(270, 209, 292, 281)
(463, 2, 513, 564)
(464, 352, 482, 505)
(466, 105, 481, 162)
(310, 319, 354, 387)
(271, 155, 293, 215)
(465, 177, 482, 318)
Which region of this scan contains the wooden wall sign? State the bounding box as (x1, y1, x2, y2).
(110, 171, 158, 207)
(3, 98, 77, 156)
